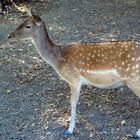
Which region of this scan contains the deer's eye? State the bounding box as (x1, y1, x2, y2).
(25, 25, 31, 29)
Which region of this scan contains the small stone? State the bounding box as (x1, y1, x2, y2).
(89, 133, 94, 137)
(28, 44, 33, 47)
(45, 126, 48, 130)
(33, 57, 38, 60)
(19, 49, 23, 51)
(102, 131, 108, 134)
(32, 123, 35, 126)
(121, 120, 126, 125)
(6, 90, 12, 94)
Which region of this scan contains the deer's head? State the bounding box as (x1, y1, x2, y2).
(8, 12, 45, 40)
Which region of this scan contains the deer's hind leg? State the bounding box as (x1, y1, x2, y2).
(126, 80, 140, 97)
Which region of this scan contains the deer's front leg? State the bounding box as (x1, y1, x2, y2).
(64, 81, 82, 137)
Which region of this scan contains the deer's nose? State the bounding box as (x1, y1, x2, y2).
(8, 35, 11, 38)
(8, 32, 14, 39)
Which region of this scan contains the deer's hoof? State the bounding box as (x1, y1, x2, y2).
(127, 134, 140, 139)
(64, 129, 73, 137)
(131, 135, 140, 139)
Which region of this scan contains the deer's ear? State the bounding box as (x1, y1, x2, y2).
(26, 8, 33, 16)
(32, 14, 42, 26)
(26, 9, 42, 26)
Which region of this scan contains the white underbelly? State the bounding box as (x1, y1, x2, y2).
(81, 69, 125, 89)
(88, 81, 125, 89)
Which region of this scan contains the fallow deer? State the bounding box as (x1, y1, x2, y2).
(8, 12, 140, 136)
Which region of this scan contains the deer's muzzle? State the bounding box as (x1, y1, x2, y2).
(8, 32, 16, 39)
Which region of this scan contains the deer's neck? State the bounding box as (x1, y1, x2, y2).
(31, 25, 60, 67)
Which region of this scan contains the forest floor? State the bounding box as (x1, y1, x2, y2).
(0, 0, 140, 140)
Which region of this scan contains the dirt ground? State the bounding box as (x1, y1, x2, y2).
(0, 0, 140, 140)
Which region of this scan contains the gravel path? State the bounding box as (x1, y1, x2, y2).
(0, 0, 140, 140)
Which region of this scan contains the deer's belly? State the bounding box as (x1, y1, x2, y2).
(81, 69, 125, 89)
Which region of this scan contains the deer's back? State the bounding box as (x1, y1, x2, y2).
(57, 41, 140, 84)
